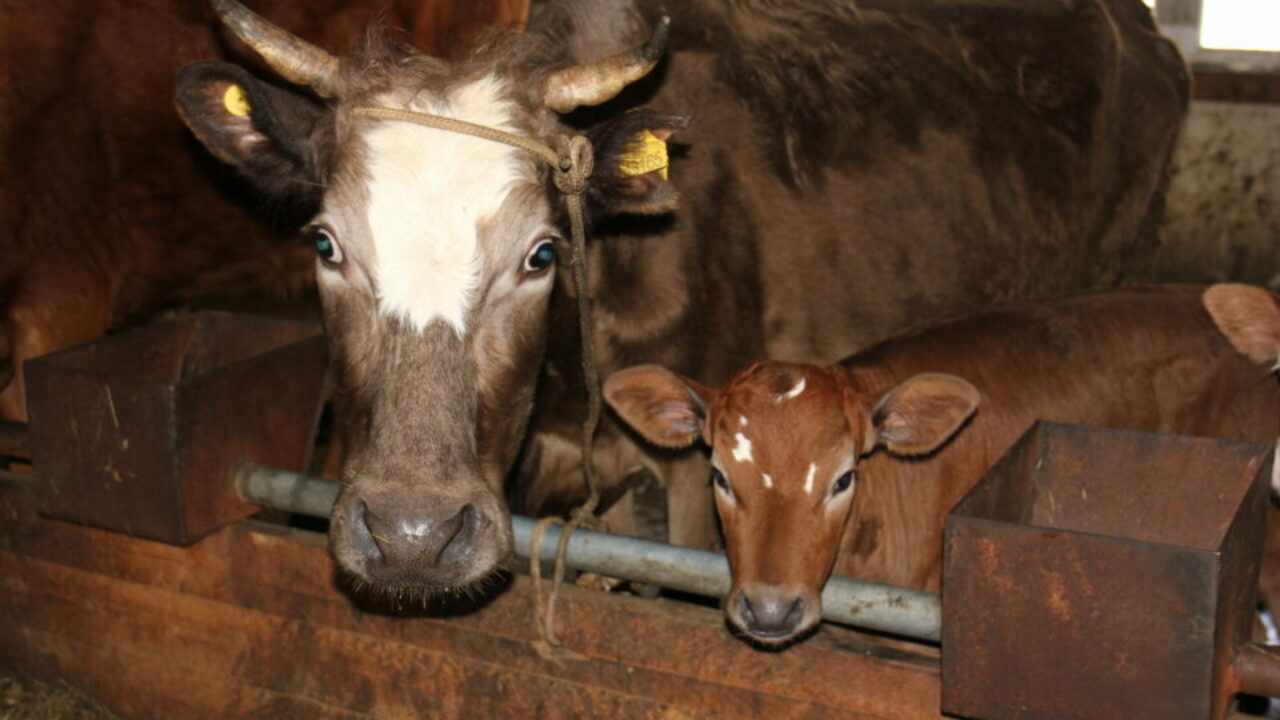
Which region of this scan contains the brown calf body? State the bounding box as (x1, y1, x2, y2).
(607, 286, 1280, 645)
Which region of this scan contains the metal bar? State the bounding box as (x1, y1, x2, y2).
(235, 464, 942, 642)
(0, 420, 30, 459)
(1236, 643, 1280, 699)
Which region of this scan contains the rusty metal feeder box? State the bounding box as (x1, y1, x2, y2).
(943, 421, 1274, 720)
(25, 311, 328, 545)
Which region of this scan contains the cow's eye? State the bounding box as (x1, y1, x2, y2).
(712, 467, 730, 493)
(309, 226, 343, 264)
(832, 470, 855, 495)
(523, 238, 557, 274)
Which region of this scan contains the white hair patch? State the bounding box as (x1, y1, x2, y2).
(739, 415, 749, 427)
(804, 462, 817, 495)
(762, 473, 774, 490)
(362, 76, 524, 334)
(732, 432, 754, 464)
(777, 376, 806, 402)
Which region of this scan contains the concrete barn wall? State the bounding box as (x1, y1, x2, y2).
(1156, 101, 1280, 287)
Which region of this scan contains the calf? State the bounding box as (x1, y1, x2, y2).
(606, 286, 1280, 645)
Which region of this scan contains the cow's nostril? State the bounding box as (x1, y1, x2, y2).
(437, 503, 478, 566)
(347, 498, 385, 562)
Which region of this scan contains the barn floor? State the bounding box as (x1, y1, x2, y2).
(1, 676, 117, 720)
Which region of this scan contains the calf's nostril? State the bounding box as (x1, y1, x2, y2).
(783, 597, 806, 629)
(737, 593, 757, 628)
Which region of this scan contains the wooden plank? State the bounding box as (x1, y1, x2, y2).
(0, 491, 944, 719)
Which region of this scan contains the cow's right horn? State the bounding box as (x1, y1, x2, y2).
(210, 0, 340, 98)
(542, 16, 670, 113)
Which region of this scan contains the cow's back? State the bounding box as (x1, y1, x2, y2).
(519, 0, 1190, 524)
(638, 0, 1189, 364)
(837, 286, 1280, 590)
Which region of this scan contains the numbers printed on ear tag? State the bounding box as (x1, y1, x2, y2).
(618, 130, 669, 180)
(223, 84, 251, 118)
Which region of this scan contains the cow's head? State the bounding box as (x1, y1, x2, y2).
(176, 0, 682, 593)
(605, 362, 977, 645)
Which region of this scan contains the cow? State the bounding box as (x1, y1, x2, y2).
(174, 0, 1188, 594)
(604, 286, 1280, 645)
(0, 0, 524, 423)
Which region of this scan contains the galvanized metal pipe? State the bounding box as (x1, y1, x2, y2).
(235, 464, 942, 642)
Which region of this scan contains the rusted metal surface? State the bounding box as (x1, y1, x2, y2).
(943, 421, 1272, 720)
(236, 464, 944, 640)
(0, 420, 29, 458)
(25, 311, 327, 545)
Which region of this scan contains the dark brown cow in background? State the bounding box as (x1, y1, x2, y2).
(174, 0, 1188, 595)
(0, 0, 527, 421)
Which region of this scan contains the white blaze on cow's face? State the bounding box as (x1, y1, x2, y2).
(316, 75, 554, 337)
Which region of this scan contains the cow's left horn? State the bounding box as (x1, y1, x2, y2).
(210, 0, 340, 98)
(542, 16, 670, 113)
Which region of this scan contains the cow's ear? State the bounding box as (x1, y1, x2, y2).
(175, 61, 329, 203)
(868, 373, 979, 456)
(1203, 284, 1280, 365)
(604, 364, 714, 448)
(587, 110, 690, 216)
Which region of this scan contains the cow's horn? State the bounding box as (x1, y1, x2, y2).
(210, 0, 339, 98)
(542, 16, 670, 113)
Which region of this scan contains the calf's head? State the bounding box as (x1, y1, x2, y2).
(605, 362, 977, 645)
(176, 0, 682, 593)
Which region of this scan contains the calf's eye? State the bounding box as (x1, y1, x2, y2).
(712, 468, 730, 492)
(833, 471, 855, 495)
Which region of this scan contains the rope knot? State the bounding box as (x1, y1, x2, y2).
(553, 134, 594, 196)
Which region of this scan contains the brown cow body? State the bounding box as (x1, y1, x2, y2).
(176, 0, 1187, 594)
(607, 286, 1280, 644)
(512, 0, 1191, 542)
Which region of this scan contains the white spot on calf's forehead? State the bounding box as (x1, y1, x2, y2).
(762, 473, 773, 489)
(738, 415, 748, 427)
(362, 76, 526, 334)
(803, 462, 816, 495)
(732, 432, 754, 464)
(777, 376, 806, 402)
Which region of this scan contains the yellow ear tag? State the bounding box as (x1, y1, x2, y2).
(617, 130, 669, 180)
(223, 84, 251, 118)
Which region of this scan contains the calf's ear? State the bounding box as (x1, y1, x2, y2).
(1203, 284, 1280, 365)
(870, 373, 979, 456)
(603, 364, 714, 448)
(175, 61, 329, 204)
(588, 110, 690, 216)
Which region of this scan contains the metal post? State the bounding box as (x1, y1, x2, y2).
(235, 464, 942, 642)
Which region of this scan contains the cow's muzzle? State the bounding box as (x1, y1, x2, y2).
(329, 482, 511, 591)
